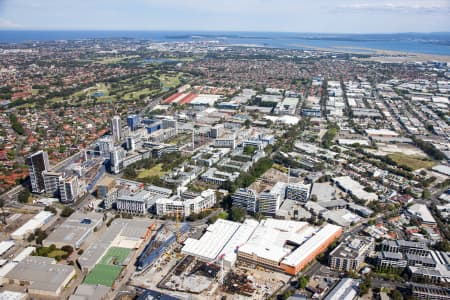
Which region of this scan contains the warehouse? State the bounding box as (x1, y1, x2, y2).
(43, 211, 103, 249)
(323, 278, 359, 300)
(77, 218, 153, 272)
(3, 256, 75, 298)
(332, 176, 378, 202)
(182, 219, 342, 275)
(280, 224, 342, 274)
(10, 211, 54, 240)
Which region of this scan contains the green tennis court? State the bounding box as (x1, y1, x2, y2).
(99, 247, 131, 265)
(84, 264, 122, 287)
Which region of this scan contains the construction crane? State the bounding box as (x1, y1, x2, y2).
(207, 253, 226, 285)
(175, 208, 180, 243)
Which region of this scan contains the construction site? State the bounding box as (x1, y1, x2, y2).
(130, 217, 341, 299)
(133, 252, 289, 299)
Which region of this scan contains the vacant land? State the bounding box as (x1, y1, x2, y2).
(137, 164, 167, 179)
(388, 152, 435, 170)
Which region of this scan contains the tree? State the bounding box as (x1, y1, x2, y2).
(391, 289, 403, 300)
(358, 276, 371, 296)
(422, 189, 431, 199)
(230, 207, 245, 222)
(44, 206, 57, 215)
(297, 275, 310, 289)
(60, 207, 75, 218)
(0, 199, 6, 225)
(61, 245, 74, 254)
(310, 194, 318, 202)
(255, 212, 265, 222)
(434, 240, 450, 252)
(17, 189, 30, 204)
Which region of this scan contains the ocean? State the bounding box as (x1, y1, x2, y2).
(1, 30, 450, 56)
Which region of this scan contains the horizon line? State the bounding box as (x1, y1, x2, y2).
(1, 29, 450, 35)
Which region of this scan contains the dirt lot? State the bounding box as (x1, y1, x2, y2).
(369, 143, 427, 157)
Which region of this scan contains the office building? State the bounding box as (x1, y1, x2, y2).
(214, 135, 236, 149)
(127, 114, 140, 131)
(126, 136, 136, 151)
(116, 190, 154, 215)
(110, 115, 123, 143)
(110, 147, 126, 174)
(162, 118, 177, 130)
(93, 135, 114, 158)
(27, 150, 50, 193)
(210, 124, 224, 138)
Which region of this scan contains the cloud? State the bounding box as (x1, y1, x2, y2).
(338, 0, 450, 14)
(0, 17, 22, 28)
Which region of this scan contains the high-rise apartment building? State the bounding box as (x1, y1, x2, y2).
(27, 151, 50, 193)
(110, 116, 123, 143)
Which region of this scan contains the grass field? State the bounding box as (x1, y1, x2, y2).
(159, 74, 181, 88)
(84, 264, 122, 287)
(388, 152, 435, 170)
(47, 250, 67, 259)
(99, 247, 131, 265)
(137, 164, 167, 179)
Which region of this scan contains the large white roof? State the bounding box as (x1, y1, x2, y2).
(11, 211, 53, 239)
(0, 241, 14, 256)
(281, 224, 342, 267)
(182, 219, 241, 261)
(407, 203, 437, 224)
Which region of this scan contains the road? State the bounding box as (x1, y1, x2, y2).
(0, 185, 24, 203)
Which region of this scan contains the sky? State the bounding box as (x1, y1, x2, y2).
(0, 0, 449, 33)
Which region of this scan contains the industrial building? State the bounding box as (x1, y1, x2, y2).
(182, 219, 342, 275)
(77, 219, 153, 272)
(406, 203, 438, 227)
(3, 256, 75, 298)
(323, 278, 360, 300)
(332, 176, 378, 202)
(43, 211, 103, 249)
(11, 211, 54, 240)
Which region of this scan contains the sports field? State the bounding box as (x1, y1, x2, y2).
(84, 264, 122, 287)
(99, 247, 131, 265)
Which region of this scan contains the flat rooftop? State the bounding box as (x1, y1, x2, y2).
(5, 256, 75, 294)
(44, 211, 103, 247)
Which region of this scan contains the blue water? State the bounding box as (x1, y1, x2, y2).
(1, 30, 450, 56)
